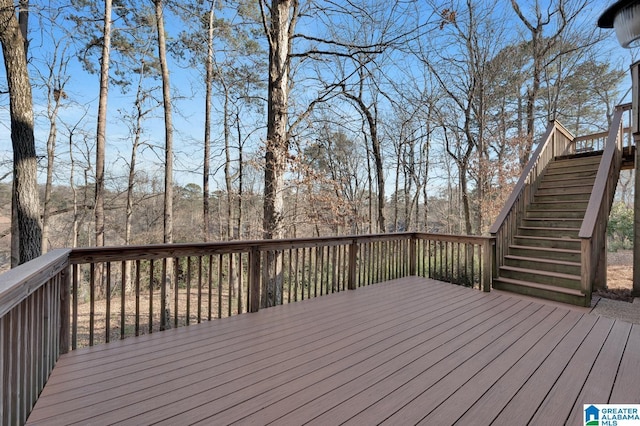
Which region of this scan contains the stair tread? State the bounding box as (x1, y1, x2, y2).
(514, 235, 580, 242)
(493, 277, 584, 297)
(536, 188, 593, 193)
(519, 226, 580, 231)
(509, 245, 580, 255)
(500, 265, 580, 280)
(524, 217, 583, 221)
(527, 209, 586, 213)
(504, 254, 580, 267)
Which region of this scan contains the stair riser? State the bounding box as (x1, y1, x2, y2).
(546, 161, 600, 171)
(539, 178, 595, 188)
(536, 187, 593, 196)
(513, 236, 580, 250)
(504, 258, 581, 276)
(544, 169, 598, 179)
(534, 193, 591, 202)
(508, 247, 580, 262)
(521, 219, 583, 228)
(518, 228, 579, 238)
(529, 202, 588, 210)
(552, 155, 602, 166)
(526, 210, 585, 219)
(493, 280, 587, 306)
(499, 267, 581, 289)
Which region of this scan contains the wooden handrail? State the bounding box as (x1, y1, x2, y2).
(490, 121, 575, 235)
(579, 106, 626, 239)
(0, 249, 71, 317)
(578, 104, 628, 297)
(0, 249, 71, 426)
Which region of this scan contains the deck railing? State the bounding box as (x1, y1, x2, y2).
(0, 232, 493, 425)
(0, 249, 70, 426)
(490, 120, 575, 270)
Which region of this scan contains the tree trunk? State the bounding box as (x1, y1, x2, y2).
(95, 0, 110, 249)
(0, 0, 42, 265)
(202, 0, 215, 243)
(155, 0, 173, 328)
(261, 0, 298, 306)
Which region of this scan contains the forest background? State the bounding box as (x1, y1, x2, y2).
(0, 0, 636, 273)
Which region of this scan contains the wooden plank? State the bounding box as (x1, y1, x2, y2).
(362, 304, 555, 426)
(139, 291, 502, 425)
(568, 320, 632, 421)
(27, 278, 464, 423)
(228, 294, 519, 426)
(527, 316, 615, 425)
(25, 277, 640, 426)
(489, 313, 600, 424)
(418, 308, 574, 425)
(610, 324, 640, 402)
(454, 309, 583, 425)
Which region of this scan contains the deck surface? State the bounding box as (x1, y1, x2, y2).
(27, 277, 640, 425)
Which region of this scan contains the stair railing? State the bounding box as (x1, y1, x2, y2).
(579, 104, 629, 300)
(490, 121, 575, 276)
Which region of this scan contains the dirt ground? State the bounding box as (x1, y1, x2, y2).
(600, 250, 634, 301)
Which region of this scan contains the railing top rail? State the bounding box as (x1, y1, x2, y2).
(573, 131, 608, 142)
(0, 249, 71, 317)
(68, 232, 495, 264)
(579, 106, 625, 239)
(489, 120, 564, 235)
(413, 232, 494, 244)
(574, 104, 632, 143)
(68, 233, 408, 264)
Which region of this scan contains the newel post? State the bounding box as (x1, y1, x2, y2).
(248, 247, 261, 312)
(348, 240, 358, 290)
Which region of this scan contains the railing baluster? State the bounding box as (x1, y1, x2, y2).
(218, 254, 223, 318)
(89, 263, 95, 346)
(120, 261, 126, 340)
(105, 262, 111, 343)
(208, 255, 213, 321)
(149, 259, 154, 334)
(197, 256, 203, 323)
(161, 258, 168, 331)
(72, 264, 78, 350)
(135, 260, 140, 336)
(186, 257, 192, 324)
(174, 257, 180, 328)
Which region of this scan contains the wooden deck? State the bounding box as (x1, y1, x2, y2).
(27, 276, 640, 425)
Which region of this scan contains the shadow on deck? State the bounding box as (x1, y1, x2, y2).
(27, 276, 640, 425)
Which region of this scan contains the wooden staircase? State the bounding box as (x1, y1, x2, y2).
(493, 153, 601, 305)
(490, 104, 632, 307)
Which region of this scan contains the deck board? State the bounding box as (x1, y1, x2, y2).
(26, 276, 640, 425)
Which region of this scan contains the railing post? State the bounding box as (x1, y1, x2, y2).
(482, 238, 493, 292)
(59, 263, 71, 354)
(248, 247, 261, 312)
(409, 235, 417, 276)
(348, 241, 358, 290)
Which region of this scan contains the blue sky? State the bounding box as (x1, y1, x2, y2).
(0, 0, 637, 192)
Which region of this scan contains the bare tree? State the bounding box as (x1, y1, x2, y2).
(40, 33, 70, 253)
(0, 0, 42, 264)
(154, 0, 173, 328)
(510, 0, 595, 165)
